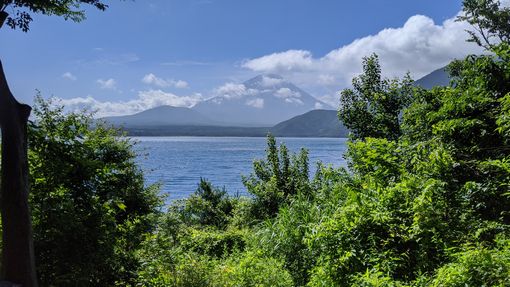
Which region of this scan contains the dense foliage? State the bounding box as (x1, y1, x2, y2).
(28, 97, 161, 286)
(131, 14, 510, 286)
(338, 54, 414, 141)
(243, 135, 310, 220)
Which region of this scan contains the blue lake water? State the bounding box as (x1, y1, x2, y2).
(133, 137, 348, 201)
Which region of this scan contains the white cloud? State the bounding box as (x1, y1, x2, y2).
(243, 50, 313, 72)
(97, 78, 117, 90)
(317, 74, 336, 85)
(216, 83, 246, 95)
(242, 13, 484, 88)
(315, 102, 325, 109)
(245, 98, 264, 109)
(260, 75, 284, 87)
(160, 60, 212, 66)
(94, 53, 140, 66)
(285, 98, 304, 105)
(173, 80, 189, 89)
(142, 74, 167, 87)
(214, 82, 258, 100)
(62, 72, 77, 81)
(275, 88, 300, 99)
(142, 73, 189, 88)
(58, 90, 203, 117)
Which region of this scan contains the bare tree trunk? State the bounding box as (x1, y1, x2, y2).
(0, 61, 38, 287)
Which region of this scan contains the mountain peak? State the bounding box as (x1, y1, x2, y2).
(244, 74, 288, 89)
(193, 74, 331, 126)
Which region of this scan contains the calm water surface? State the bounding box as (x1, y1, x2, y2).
(133, 137, 348, 201)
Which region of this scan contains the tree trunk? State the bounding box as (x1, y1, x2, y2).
(0, 61, 38, 287)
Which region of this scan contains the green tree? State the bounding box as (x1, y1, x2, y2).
(178, 179, 234, 229)
(28, 96, 161, 286)
(338, 54, 414, 141)
(243, 134, 310, 220)
(0, 0, 108, 32)
(458, 0, 510, 49)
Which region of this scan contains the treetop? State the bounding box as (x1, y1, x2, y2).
(0, 0, 109, 32)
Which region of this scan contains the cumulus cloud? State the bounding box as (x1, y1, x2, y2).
(244, 50, 313, 73)
(213, 82, 258, 100)
(260, 75, 285, 87)
(243, 13, 484, 88)
(215, 83, 246, 96)
(62, 72, 77, 81)
(275, 88, 300, 99)
(245, 98, 264, 109)
(97, 78, 117, 90)
(142, 73, 189, 88)
(58, 90, 204, 117)
(173, 80, 189, 88)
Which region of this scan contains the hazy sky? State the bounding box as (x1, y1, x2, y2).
(0, 0, 483, 116)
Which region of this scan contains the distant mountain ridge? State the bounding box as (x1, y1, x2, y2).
(102, 67, 452, 137)
(414, 67, 450, 89)
(121, 110, 347, 138)
(104, 105, 216, 127)
(272, 110, 347, 137)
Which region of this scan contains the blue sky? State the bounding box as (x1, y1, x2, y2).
(0, 0, 482, 116)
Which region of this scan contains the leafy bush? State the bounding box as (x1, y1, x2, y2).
(256, 194, 320, 286)
(136, 248, 217, 287)
(28, 96, 161, 286)
(181, 228, 247, 258)
(177, 179, 235, 229)
(212, 251, 294, 287)
(430, 238, 510, 286)
(243, 134, 310, 220)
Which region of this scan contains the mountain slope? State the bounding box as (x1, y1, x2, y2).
(193, 74, 332, 126)
(414, 67, 450, 89)
(114, 109, 348, 138)
(103, 105, 214, 127)
(272, 110, 348, 137)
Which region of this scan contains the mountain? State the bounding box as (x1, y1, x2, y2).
(118, 109, 348, 138)
(193, 74, 333, 126)
(103, 68, 455, 136)
(414, 67, 450, 89)
(272, 110, 348, 137)
(103, 105, 215, 127)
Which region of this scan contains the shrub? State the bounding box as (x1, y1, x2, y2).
(430, 238, 510, 286)
(213, 251, 293, 287)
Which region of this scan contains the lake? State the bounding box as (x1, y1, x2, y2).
(133, 137, 348, 201)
